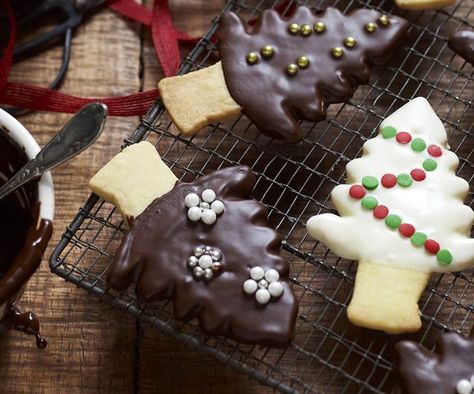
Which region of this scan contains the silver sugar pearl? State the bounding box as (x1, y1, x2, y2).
(187, 256, 198, 269)
(211, 249, 221, 261)
(258, 279, 269, 289)
(200, 202, 210, 210)
(204, 246, 213, 253)
(193, 247, 204, 257)
(193, 266, 204, 279)
(211, 262, 222, 272)
(204, 268, 213, 281)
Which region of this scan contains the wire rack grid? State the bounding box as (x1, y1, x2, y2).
(50, 0, 473, 392)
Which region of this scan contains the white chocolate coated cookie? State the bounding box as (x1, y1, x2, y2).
(307, 97, 474, 273)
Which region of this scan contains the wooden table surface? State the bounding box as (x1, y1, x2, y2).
(0, 1, 272, 392)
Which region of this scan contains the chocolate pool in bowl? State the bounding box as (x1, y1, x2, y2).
(0, 109, 54, 347)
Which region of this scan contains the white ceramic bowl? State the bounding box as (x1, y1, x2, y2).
(0, 109, 54, 321)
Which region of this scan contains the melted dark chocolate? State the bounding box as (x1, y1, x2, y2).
(0, 128, 53, 348)
(108, 166, 298, 347)
(448, 30, 474, 65)
(0, 129, 39, 276)
(0, 305, 47, 348)
(396, 329, 474, 394)
(219, 7, 409, 142)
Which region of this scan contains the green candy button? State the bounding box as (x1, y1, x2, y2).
(381, 126, 397, 139)
(411, 138, 426, 152)
(361, 196, 378, 210)
(385, 214, 402, 229)
(423, 158, 437, 171)
(362, 176, 379, 190)
(411, 232, 427, 247)
(397, 173, 413, 187)
(437, 249, 453, 265)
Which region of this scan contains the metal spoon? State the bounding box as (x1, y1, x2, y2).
(0, 102, 108, 202)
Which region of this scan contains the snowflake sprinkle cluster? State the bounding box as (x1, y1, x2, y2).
(243, 266, 284, 305)
(456, 376, 474, 394)
(187, 246, 223, 281)
(185, 189, 224, 225)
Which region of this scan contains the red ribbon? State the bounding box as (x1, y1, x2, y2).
(0, 0, 198, 116)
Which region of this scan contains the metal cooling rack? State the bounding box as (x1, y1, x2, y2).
(50, 0, 474, 392)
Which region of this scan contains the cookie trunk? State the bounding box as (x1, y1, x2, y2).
(158, 62, 241, 135)
(347, 260, 430, 334)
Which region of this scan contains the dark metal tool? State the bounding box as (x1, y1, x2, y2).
(0, 102, 107, 202)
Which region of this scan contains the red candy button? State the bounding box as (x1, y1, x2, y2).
(381, 174, 397, 188)
(349, 185, 366, 199)
(399, 223, 416, 237)
(424, 239, 440, 254)
(373, 205, 389, 219)
(410, 168, 426, 182)
(396, 132, 412, 144)
(428, 145, 442, 157)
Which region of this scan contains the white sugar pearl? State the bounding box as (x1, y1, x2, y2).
(199, 255, 213, 269)
(470, 375, 474, 386)
(211, 200, 224, 215)
(268, 281, 284, 298)
(201, 209, 217, 225)
(256, 289, 271, 305)
(243, 279, 257, 294)
(200, 202, 210, 210)
(187, 207, 202, 221)
(258, 279, 268, 289)
(250, 266, 265, 281)
(202, 189, 216, 203)
(264, 269, 280, 283)
(185, 193, 200, 208)
(456, 379, 472, 394)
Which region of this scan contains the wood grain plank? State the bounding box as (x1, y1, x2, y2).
(0, 6, 141, 394)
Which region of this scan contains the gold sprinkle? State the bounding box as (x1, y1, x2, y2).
(286, 64, 299, 76)
(300, 24, 312, 36)
(331, 47, 344, 59)
(379, 15, 390, 27)
(297, 56, 310, 69)
(246, 52, 259, 65)
(365, 22, 377, 33)
(288, 23, 300, 34)
(343, 37, 356, 48)
(261, 45, 274, 59)
(314, 22, 326, 33)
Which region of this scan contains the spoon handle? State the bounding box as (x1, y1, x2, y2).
(0, 102, 107, 202)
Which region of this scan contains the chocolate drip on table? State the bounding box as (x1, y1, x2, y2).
(396, 329, 474, 394)
(219, 6, 408, 142)
(108, 166, 298, 348)
(0, 305, 47, 348)
(448, 30, 474, 65)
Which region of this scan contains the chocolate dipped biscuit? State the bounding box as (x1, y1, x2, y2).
(449, 30, 474, 65)
(396, 328, 474, 394)
(108, 166, 297, 347)
(158, 6, 408, 143)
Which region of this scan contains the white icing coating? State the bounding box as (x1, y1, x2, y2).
(306, 98, 474, 273)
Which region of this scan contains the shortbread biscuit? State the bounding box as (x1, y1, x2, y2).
(307, 98, 474, 334)
(158, 6, 408, 143)
(89, 141, 177, 221)
(158, 62, 240, 135)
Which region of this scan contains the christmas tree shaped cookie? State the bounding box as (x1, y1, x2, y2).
(396, 328, 474, 394)
(306, 97, 474, 334)
(89, 142, 298, 347)
(158, 6, 408, 142)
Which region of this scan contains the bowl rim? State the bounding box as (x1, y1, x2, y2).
(0, 109, 55, 221)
